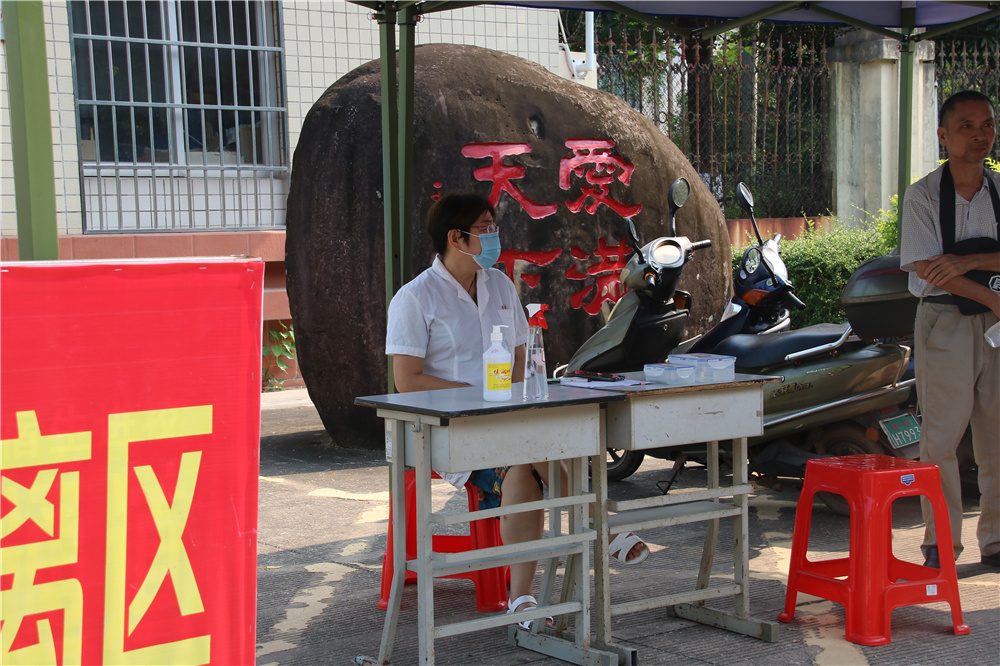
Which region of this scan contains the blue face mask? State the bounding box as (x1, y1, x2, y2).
(460, 230, 502, 269)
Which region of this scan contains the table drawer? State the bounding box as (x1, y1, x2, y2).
(605, 386, 764, 450)
(398, 402, 601, 472)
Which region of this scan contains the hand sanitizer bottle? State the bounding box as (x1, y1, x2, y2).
(524, 304, 549, 401)
(483, 324, 511, 401)
(986, 320, 1000, 348)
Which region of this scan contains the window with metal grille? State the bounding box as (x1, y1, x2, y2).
(70, 0, 287, 231)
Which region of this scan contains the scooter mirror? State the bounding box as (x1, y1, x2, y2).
(626, 218, 643, 258)
(736, 182, 754, 212)
(667, 178, 689, 236)
(736, 182, 764, 246)
(668, 178, 690, 212)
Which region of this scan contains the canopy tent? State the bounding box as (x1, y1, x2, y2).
(350, 0, 999, 316)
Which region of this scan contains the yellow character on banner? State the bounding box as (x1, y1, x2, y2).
(104, 406, 212, 666)
(1, 411, 91, 666)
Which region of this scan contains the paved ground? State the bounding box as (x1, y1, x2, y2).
(256, 388, 999, 665)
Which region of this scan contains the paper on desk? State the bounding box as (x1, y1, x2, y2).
(559, 377, 644, 387)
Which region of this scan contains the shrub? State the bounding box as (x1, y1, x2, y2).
(732, 221, 896, 328)
(868, 194, 900, 250)
(262, 322, 296, 390)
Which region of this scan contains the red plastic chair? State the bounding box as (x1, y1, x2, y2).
(378, 470, 508, 612)
(779, 454, 969, 645)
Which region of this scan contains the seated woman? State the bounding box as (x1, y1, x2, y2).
(385, 193, 647, 626)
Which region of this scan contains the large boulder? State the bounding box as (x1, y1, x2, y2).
(286, 44, 731, 449)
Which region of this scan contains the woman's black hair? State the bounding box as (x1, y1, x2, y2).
(425, 193, 496, 256)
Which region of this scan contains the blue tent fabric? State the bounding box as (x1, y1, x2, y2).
(491, 1, 993, 29)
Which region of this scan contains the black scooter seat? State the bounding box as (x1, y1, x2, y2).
(712, 323, 851, 370)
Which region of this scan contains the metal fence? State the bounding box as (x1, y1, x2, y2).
(599, 23, 840, 219)
(597, 21, 1000, 218)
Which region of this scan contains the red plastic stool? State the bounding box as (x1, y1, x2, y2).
(378, 470, 508, 612)
(779, 454, 969, 645)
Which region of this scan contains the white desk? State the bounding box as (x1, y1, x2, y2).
(589, 374, 781, 663)
(356, 385, 626, 665)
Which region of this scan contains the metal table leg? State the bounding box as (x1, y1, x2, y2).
(376, 419, 407, 665)
(414, 422, 434, 663)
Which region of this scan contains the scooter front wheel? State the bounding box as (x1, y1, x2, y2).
(605, 448, 645, 482)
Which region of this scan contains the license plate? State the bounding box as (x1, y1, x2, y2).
(880, 413, 921, 449)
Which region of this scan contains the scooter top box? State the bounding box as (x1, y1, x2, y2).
(839, 255, 918, 339)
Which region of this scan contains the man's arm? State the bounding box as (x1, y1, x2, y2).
(917, 251, 1000, 285)
(915, 254, 1000, 317)
(392, 354, 470, 393)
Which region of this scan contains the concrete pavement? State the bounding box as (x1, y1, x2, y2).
(255, 388, 999, 665)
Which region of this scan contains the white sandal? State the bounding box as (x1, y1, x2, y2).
(506, 594, 553, 630)
(608, 531, 649, 565)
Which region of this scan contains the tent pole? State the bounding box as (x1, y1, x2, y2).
(695, 1, 804, 39)
(896, 3, 917, 226)
(398, 5, 417, 287)
(897, 38, 914, 218)
(377, 3, 400, 392)
(917, 8, 1000, 43)
(4, 0, 59, 261)
(593, 1, 691, 37)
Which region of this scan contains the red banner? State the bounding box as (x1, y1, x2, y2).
(1, 259, 263, 665)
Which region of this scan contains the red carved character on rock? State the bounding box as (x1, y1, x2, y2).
(559, 139, 642, 217)
(461, 143, 559, 219)
(565, 238, 633, 315)
(496, 249, 564, 288)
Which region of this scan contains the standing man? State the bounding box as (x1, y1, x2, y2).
(900, 89, 1000, 569)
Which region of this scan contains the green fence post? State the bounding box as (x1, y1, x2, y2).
(4, 0, 59, 260)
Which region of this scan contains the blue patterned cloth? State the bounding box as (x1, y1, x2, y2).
(468, 466, 510, 510)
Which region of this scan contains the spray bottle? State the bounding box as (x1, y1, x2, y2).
(482, 324, 512, 401)
(523, 304, 549, 401)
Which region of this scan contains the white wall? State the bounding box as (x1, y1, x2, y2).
(281, 2, 560, 153)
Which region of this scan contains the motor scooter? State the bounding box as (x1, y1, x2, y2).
(565, 177, 711, 375)
(565, 183, 919, 502)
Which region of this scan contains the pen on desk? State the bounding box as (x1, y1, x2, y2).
(568, 372, 623, 382)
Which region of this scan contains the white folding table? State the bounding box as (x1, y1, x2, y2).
(588, 374, 782, 663)
(355, 384, 627, 665)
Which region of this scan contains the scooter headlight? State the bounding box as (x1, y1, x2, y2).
(648, 239, 684, 269)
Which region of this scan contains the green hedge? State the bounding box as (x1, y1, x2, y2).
(731, 215, 897, 328)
